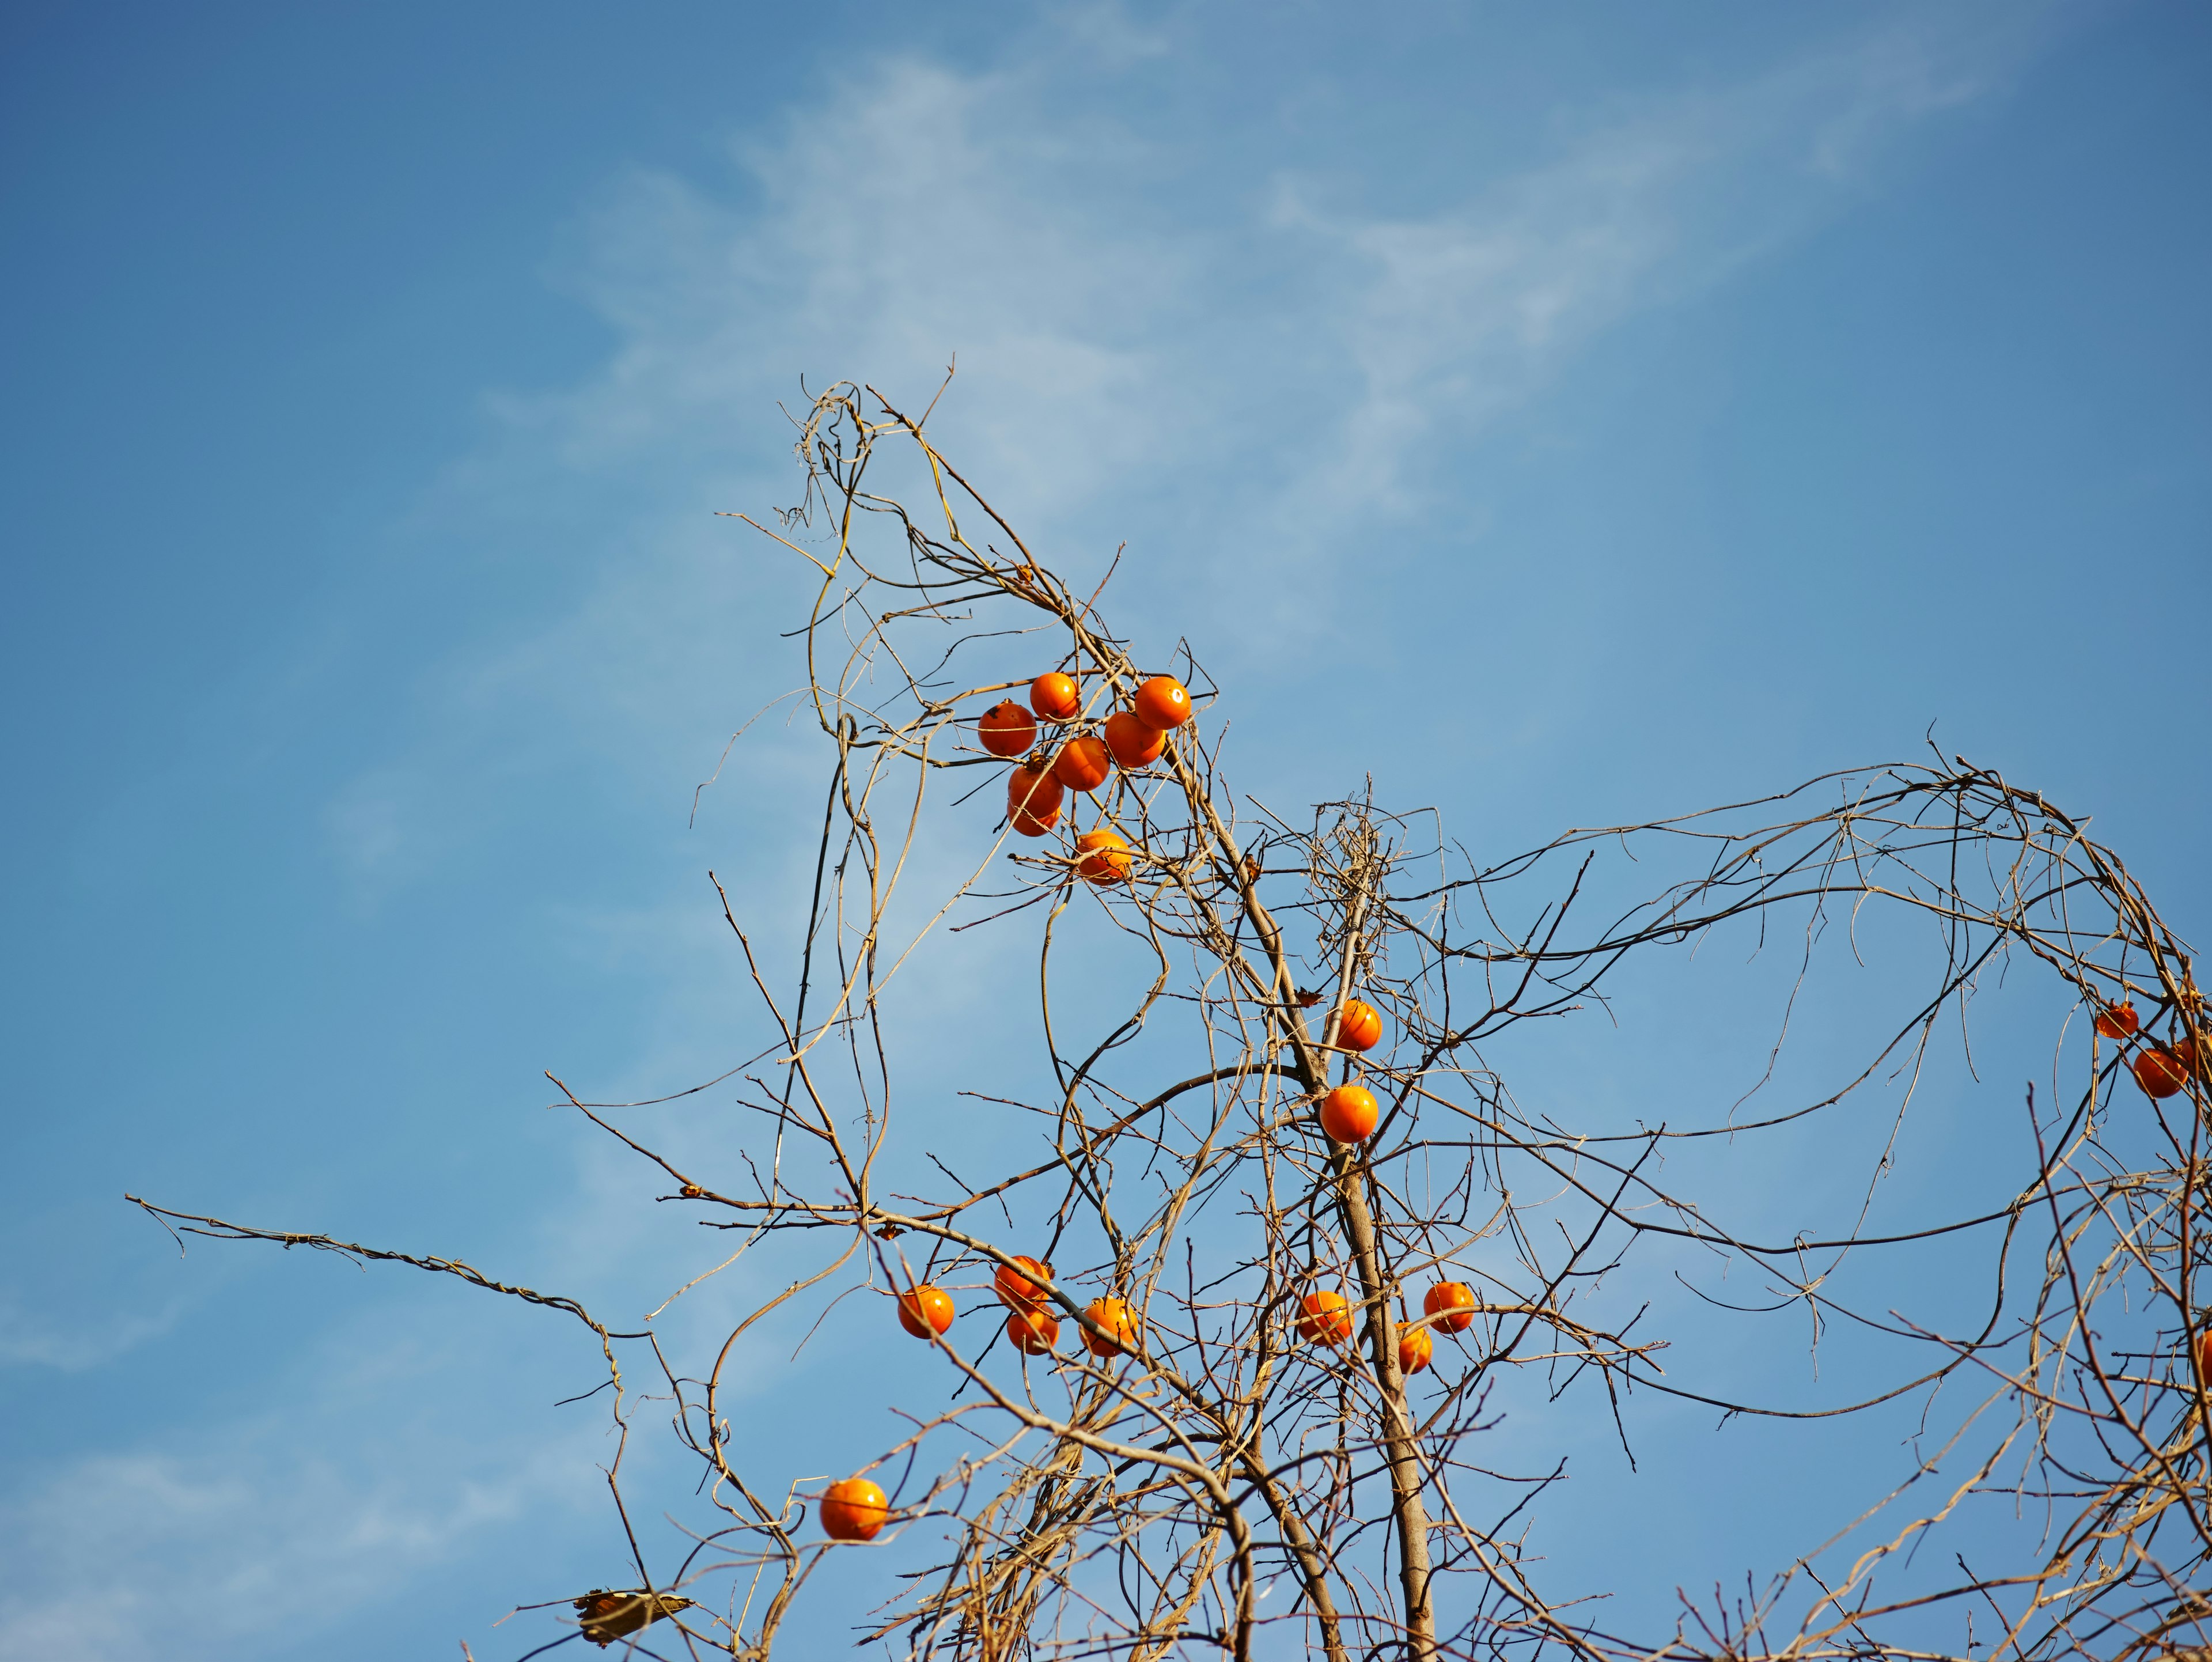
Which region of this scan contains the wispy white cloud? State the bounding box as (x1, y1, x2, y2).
(0, 1320, 605, 1661)
(0, 1297, 183, 1372)
(1268, 7, 2062, 519)
(332, 7, 2058, 899)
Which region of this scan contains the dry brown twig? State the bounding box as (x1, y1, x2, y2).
(134, 377, 2211, 1662)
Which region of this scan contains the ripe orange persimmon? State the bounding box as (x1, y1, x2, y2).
(979, 699, 1037, 758)
(1053, 735, 1112, 793)
(1007, 760, 1063, 817)
(1075, 828, 1134, 886)
(995, 1256, 1053, 1312)
(1132, 676, 1192, 730)
(1007, 762, 1064, 837)
(1081, 1297, 1137, 1358)
(1103, 710, 1166, 768)
(820, 1477, 890, 1542)
(896, 1285, 955, 1339)
(1332, 1000, 1382, 1051)
(1296, 1289, 1353, 1347)
(2134, 1046, 2191, 1100)
(2094, 1001, 2139, 1039)
(1320, 1083, 1380, 1145)
(1030, 671, 1082, 722)
(1007, 1307, 1060, 1354)
(1399, 1324, 1433, 1376)
(2194, 1328, 2212, 1382)
(1424, 1282, 1475, 1334)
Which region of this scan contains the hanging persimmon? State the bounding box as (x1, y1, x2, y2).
(1053, 735, 1112, 793)
(1075, 828, 1134, 886)
(1081, 1297, 1137, 1358)
(1296, 1289, 1353, 1347)
(979, 699, 1037, 758)
(1320, 1083, 1380, 1145)
(1398, 1324, 1433, 1376)
(2094, 1001, 2139, 1039)
(2194, 1327, 2212, 1383)
(1103, 710, 1166, 768)
(1424, 1282, 1476, 1334)
(1132, 676, 1192, 729)
(896, 1285, 955, 1339)
(994, 1255, 1053, 1312)
(1007, 761, 1064, 836)
(1029, 671, 1082, 722)
(1332, 1000, 1383, 1051)
(819, 1476, 890, 1542)
(1007, 1307, 1060, 1354)
(2134, 1046, 2191, 1099)
(1007, 760, 1064, 818)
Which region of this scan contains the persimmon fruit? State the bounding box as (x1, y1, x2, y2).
(2134, 1046, 2191, 1100)
(1081, 1297, 1137, 1358)
(1007, 760, 1063, 818)
(1332, 1000, 1383, 1051)
(1320, 1083, 1380, 1145)
(1424, 1282, 1475, 1334)
(896, 1285, 955, 1339)
(1132, 676, 1192, 730)
(2194, 1328, 2212, 1382)
(1103, 710, 1166, 769)
(1007, 1308, 1060, 1355)
(1075, 828, 1134, 886)
(1296, 1289, 1353, 1347)
(995, 1256, 1052, 1312)
(1399, 1324, 1433, 1376)
(820, 1477, 890, 1542)
(1007, 762, 1064, 836)
(1030, 671, 1082, 722)
(1053, 735, 1112, 793)
(979, 699, 1037, 758)
(2094, 1001, 2139, 1039)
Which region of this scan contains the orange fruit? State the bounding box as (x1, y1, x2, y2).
(1053, 735, 1112, 793)
(1399, 1324, 1433, 1376)
(1007, 760, 1064, 837)
(2094, 1001, 2139, 1039)
(1332, 1000, 1382, 1051)
(1007, 1308, 1060, 1355)
(1081, 1297, 1137, 1358)
(1103, 710, 1166, 768)
(1296, 1289, 1353, 1347)
(1132, 676, 1192, 729)
(1074, 828, 1133, 885)
(979, 699, 1036, 758)
(820, 1476, 890, 1542)
(896, 1285, 955, 1339)
(1029, 671, 1082, 722)
(2134, 1046, 2191, 1099)
(994, 1256, 1053, 1312)
(1424, 1282, 1475, 1334)
(1319, 1084, 1379, 1145)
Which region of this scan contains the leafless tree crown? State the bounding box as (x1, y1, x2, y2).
(136, 381, 2210, 1662)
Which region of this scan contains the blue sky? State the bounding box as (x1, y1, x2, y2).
(3, 3, 2208, 1658)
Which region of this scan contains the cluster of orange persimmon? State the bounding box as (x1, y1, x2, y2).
(977, 668, 1199, 885)
(2098, 1000, 2205, 1100)
(808, 683, 1482, 1541)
